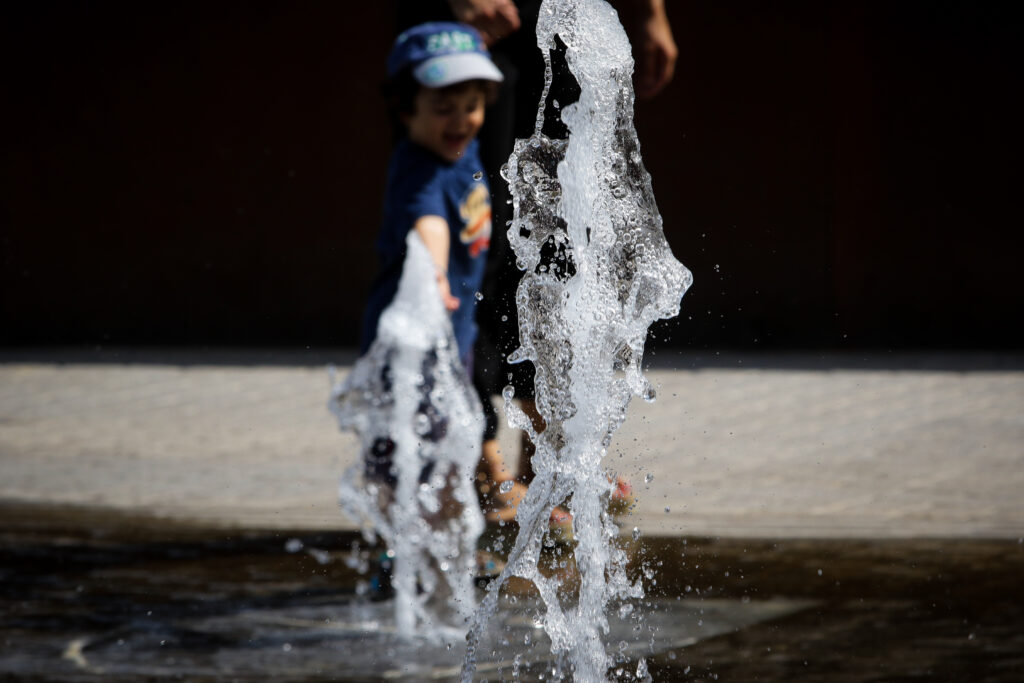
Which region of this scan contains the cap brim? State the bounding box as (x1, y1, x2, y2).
(412, 53, 504, 88)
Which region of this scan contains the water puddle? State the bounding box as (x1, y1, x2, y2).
(3, 506, 1022, 681)
(42, 597, 808, 680)
(0, 507, 816, 681)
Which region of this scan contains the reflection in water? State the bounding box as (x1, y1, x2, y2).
(2, 509, 1020, 681)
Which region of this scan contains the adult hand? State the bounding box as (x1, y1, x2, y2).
(447, 0, 522, 46)
(627, 0, 677, 99)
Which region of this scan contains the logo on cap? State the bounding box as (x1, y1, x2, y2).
(426, 31, 478, 55)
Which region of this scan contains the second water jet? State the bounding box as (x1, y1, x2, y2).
(464, 0, 692, 679)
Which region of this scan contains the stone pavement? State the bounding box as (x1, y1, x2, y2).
(1, 349, 1021, 538)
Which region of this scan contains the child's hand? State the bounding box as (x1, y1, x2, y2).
(414, 216, 461, 312)
(437, 271, 461, 312)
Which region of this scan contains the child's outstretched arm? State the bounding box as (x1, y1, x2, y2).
(413, 215, 461, 312)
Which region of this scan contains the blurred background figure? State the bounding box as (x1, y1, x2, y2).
(397, 0, 679, 529)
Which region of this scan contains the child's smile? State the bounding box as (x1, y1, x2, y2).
(404, 86, 486, 163)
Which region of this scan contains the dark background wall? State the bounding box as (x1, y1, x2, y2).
(2, 2, 1021, 350)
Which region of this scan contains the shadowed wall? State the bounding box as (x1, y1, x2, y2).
(2, 2, 1020, 349)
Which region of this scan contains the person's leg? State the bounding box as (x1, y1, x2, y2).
(515, 398, 545, 485)
(477, 438, 527, 523)
(516, 397, 634, 523)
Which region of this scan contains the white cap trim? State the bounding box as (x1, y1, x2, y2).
(413, 53, 504, 88)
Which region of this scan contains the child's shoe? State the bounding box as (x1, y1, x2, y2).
(368, 549, 395, 601)
(474, 550, 507, 587)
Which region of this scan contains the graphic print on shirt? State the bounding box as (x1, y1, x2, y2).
(459, 183, 492, 257)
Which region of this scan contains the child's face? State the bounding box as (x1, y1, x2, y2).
(403, 84, 486, 163)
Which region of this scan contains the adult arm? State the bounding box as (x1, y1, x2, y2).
(447, 0, 521, 46)
(414, 215, 461, 311)
(615, 0, 678, 99)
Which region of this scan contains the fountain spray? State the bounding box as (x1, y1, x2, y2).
(462, 0, 691, 679)
(330, 232, 485, 641)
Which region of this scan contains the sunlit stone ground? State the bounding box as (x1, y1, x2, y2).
(1, 349, 1020, 538)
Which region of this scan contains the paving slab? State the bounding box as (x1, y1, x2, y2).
(1, 350, 1021, 538)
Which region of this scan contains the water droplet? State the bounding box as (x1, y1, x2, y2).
(475, 291, 484, 301)
(632, 527, 641, 540)
(282, 643, 292, 652)
(501, 315, 508, 321)
(507, 347, 529, 365)
(644, 473, 654, 483)
(664, 506, 671, 513)
(413, 413, 431, 435)
(499, 480, 515, 494)
(473, 171, 483, 181)
(502, 385, 516, 401)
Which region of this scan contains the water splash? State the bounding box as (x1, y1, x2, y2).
(329, 231, 484, 640)
(463, 0, 691, 679)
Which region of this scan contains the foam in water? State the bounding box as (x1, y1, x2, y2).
(463, 0, 692, 679)
(329, 231, 484, 640)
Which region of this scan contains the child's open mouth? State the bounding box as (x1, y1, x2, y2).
(443, 133, 470, 150)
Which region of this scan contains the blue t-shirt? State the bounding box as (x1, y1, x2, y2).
(360, 138, 492, 361)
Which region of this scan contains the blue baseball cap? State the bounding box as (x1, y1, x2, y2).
(387, 22, 504, 88)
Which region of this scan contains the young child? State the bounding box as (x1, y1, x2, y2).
(360, 21, 503, 366)
(331, 23, 513, 620)
(358, 22, 528, 524)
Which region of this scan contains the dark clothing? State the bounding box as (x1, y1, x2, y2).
(360, 138, 492, 361)
(363, 349, 447, 487)
(397, 2, 582, 438)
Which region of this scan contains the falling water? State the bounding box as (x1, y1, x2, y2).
(329, 232, 484, 640)
(463, 0, 692, 679)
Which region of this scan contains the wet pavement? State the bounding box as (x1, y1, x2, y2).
(1, 350, 1023, 680)
(2, 503, 1022, 681)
